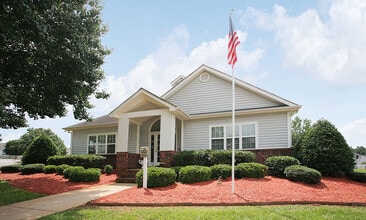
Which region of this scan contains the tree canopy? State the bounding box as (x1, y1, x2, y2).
(0, 0, 110, 129)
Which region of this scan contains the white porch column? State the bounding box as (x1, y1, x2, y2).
(160, 110, 176, 151)
(116, 117, 129, 152)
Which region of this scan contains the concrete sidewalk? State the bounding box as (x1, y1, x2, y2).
(0, 183, 134, 220)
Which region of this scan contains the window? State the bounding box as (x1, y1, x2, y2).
(88, 133, 116, 154)
(210, 122, 257, 150)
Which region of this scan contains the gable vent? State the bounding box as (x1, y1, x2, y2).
(171, 75, 185, 87)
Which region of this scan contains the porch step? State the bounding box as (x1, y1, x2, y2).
(116, 177, 137, 183)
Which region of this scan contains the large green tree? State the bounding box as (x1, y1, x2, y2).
(291, 116, 312, 158)
(20, 128, 67, 155)
(3, 139, 24, 157)
(0, 0, 110, 129)
(297, 119, 354, 177)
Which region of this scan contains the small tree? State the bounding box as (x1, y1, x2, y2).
(22, 135, 58, 165)
(3, 140, 25, 158)
(291, 116, 312, 158)
(298, 119, 354, 177)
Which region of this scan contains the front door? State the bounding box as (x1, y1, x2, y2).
(149, 132, 160, 165)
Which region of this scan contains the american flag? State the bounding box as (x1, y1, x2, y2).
(228, 16, 240, 67)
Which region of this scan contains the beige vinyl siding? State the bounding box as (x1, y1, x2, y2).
(182, 112, 289, 151)
(71, 126, 118, 154)
(167, 72, 281, 115)
(128, 124, 137, 153)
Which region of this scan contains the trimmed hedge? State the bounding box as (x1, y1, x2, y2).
(47, 155, 106, 168)
(20, 164, 45, 174)
(210, 164, 232, 179)
(179, 165, 212, 184)
(173, 150, 256, 166)
(0, 164, 22, 173)
(63, 166, 84, 179)
(284, 165, 322, 184)
(348, 171, 366, 183)
(43, 165, 57, 174)
(235, 162, 268, 179)
(55, 164, 70, 175)
(136, 167, 176, 188)
(264, 156, 300, 177)
(68, 168, 101, 182)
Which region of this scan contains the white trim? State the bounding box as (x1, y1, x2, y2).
(181, 120, 184, 151)
(86, 132, 117, 155)
(287, 112, 292, 148)
(209, 121, 258, 150)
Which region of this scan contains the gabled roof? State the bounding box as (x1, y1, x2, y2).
(63, 115, 118, 131)
(109, 88, 189, 120)
(162, 64, 299, 108)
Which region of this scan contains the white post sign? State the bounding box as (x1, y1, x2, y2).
(140, 147, 149, 189)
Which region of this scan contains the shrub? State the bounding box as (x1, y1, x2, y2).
(210, 164, 232, 179)
(47, 155, 106, 168)
(264, 156, 300, 177)
(20, 164, 45, 174)
(209, 150, 232, 165)
(179, 165, 211, 184)
(235, 151, 256, 164)
(103, 165, 113, 174)
(68, 168, 101, 182)
(136, 167, 176, 188)
(0, 164, 22, 173)
(43, 165, 57, 174)
(297, 119, 355, 177)
(22, 135, 58, 165)
(63, 166, 84, 179)
(173, 150, 256, 167)
(284, 165, 322, 184)
(55, 164, 70, 175)
(170, 166, 181, 181)
(235, 162, 268, 178)
(348, 171, 366, 183)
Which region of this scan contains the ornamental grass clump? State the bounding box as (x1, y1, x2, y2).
(284, 165, 322, 184)
(179, 165, 211, 184)
(136, 167, 176, 188)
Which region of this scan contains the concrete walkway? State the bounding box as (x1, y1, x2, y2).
(0, 183, 134, 220)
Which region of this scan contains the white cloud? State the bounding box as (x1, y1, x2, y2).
(94, 26, 264, 116)
(340, 118, 366, 147)
(248, 0, 366, 86)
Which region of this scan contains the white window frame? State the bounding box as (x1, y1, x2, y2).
(209, 122, 258, 150)
(87, 133, 117, 155)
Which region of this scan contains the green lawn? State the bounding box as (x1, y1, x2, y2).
(0, 180, 44, 206)
(354, 168, 366, 173)
(39, 205, 366, 220)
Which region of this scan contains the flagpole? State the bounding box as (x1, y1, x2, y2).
(231, 65, 235, 194)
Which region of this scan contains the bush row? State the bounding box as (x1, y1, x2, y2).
(348, 170, 366, 183)
(264, 156, 300, 177)
(47, 155, 106, 168)
(173, 150, 256, 166)
(136, 162, 267, 188)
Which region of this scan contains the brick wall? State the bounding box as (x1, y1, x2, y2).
(159, 151, 178, 167)
(249, 148, 293, 163)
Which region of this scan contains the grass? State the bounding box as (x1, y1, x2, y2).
(39, 205, 366, 220)
(0, 180, 44, 206)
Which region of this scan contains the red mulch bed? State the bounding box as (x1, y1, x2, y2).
(92, 177, 366, 206)
(0, 172, 117, 195)
(1, 172, 366, 205)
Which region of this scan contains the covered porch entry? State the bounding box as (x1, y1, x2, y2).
(109, 89, 187, 182)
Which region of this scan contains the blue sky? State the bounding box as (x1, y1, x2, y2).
(1, 0, 365, 148)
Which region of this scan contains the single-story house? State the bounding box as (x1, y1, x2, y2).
(64, 65, 301, 182)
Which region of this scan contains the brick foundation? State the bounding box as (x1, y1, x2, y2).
(159, 151, 178, 167)
(249, 148, 293, 163)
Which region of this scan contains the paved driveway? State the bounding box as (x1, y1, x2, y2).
(0, 158, 21, 167)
